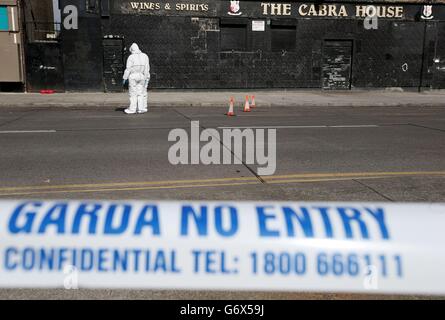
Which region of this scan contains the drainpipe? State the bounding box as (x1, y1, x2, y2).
(418, 1, 431, 92)
(17, 0, 27, 92)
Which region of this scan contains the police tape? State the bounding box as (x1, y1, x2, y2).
(0, 200, 444, 294)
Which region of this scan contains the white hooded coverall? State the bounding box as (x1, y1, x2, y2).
(123, 43, 150, 113)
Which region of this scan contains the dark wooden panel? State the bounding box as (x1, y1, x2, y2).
(25, 43, 65, 92)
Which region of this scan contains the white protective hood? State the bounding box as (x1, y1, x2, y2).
(129, 43, 142, 54)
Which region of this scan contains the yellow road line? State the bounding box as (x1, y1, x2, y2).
(267, 175, 396, 185)
(264, 171, 445, 180)
(0, 171, 444, 192)
(0, 176, 258, 191)
(0, 181, 261, 197)
(0, 174, 441, 197)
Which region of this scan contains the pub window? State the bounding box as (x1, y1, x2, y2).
(86, 0, 98, 13)
(23, 1, 61, 43)
(271, 25, 296, 52)
(220, 20, 247, 52)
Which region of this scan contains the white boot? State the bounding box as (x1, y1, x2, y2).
(138, 92, 148, 113)
(125, 96, 138, 114)
(124, 108, 137, 114)
(137, 95, 147, 113)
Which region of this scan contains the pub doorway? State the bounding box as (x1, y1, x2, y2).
(322, 40, 353, 90)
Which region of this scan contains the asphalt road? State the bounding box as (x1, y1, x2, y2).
(0, 105, 444, 299)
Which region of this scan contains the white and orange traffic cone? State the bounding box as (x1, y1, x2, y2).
(227, 97, 235, 116)
(243, 95, 251, 112)
(250, 95, 256, 108)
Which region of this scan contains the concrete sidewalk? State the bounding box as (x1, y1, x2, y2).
(0, 89, 445, 109)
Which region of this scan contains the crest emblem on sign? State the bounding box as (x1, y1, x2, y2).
(228, 1, 242, 16)
(421, 5, 433, 20)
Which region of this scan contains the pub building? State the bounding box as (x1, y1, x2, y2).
(3, 0, 445, 92)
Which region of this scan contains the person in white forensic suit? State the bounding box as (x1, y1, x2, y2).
(122, 43, 150, 114)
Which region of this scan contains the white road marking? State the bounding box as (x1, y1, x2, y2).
(218, 125, 380, 129)
(0, 130, 57, 134)
(330, 125, 379, 128)
(219, 126, 327, 129)
(0, 126, 380, 133)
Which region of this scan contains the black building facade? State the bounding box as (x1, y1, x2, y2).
(23, 0, 445, 91)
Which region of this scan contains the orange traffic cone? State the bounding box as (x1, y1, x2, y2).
(251, 95, 256, 108)
(227, 97, 235, 116)
(243, 95, 251, 112)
